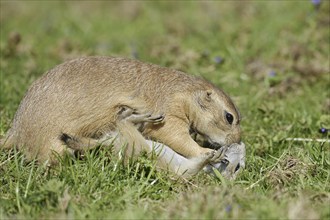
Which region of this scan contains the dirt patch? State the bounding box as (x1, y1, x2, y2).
(267, 156, 316, 188)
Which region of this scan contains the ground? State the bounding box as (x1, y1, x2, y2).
(0, 1, 329, 219)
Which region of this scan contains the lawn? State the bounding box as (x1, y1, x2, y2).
(0, 1, 329, 219)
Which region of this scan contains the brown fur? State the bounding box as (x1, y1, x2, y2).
(1, 56, 241, 168)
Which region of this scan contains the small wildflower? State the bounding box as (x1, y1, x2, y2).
(311, 0, 321, 5)
(319, 128, 328, 134)
(311, 0, 321, 10)
(225, 204, 232, 213)
(214, 56, 223, 64)
(131, 48, 139, 59)
(268, 70, 276, 77)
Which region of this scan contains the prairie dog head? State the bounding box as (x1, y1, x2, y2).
(190, 89, 241, 148)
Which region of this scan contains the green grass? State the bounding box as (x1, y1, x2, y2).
(1, 1, 329, 219)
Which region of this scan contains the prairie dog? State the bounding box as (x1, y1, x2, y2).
(1, 56, 241, 164)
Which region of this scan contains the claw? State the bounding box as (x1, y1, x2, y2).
(148, 114, 165, 123)
(208, 146, 228, 163)
(117, 105, 165, 127)
(118, 106, 135, 119)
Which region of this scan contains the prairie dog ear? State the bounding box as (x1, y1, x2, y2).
(205, 90, 212, 102)
(196, 90, 213, 109)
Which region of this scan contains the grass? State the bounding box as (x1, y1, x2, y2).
(0, 1, 329, 219)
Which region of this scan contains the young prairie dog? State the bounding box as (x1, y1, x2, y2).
(1, 56, 241, 168)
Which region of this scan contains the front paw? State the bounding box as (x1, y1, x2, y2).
(126, 113, 165, 124)
(206, 146, 228, 163)
(143, 113, 165, 124)
(117, 105, 136, 119)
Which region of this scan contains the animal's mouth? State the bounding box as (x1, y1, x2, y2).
(202, 139, 222, 150)
(189, 127, 223, 150)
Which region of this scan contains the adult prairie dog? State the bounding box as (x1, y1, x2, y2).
(1, 56, 241, 167)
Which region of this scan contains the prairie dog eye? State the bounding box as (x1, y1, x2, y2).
(225, 112, 234, 125)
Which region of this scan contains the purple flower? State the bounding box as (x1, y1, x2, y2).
(311, 0, 321, 5)
(214, 56, 223, 64)
(268, 70, 276, 77)
(319, 128, 328, 134)
(311, 0, 321, 10)
(225, 204, 232, 213)
(131, 47, 139, 59)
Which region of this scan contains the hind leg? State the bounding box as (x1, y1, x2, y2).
(36, 138, 76, 166)
(61, 120, 151, 162)
(62, 105, 164, 152)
